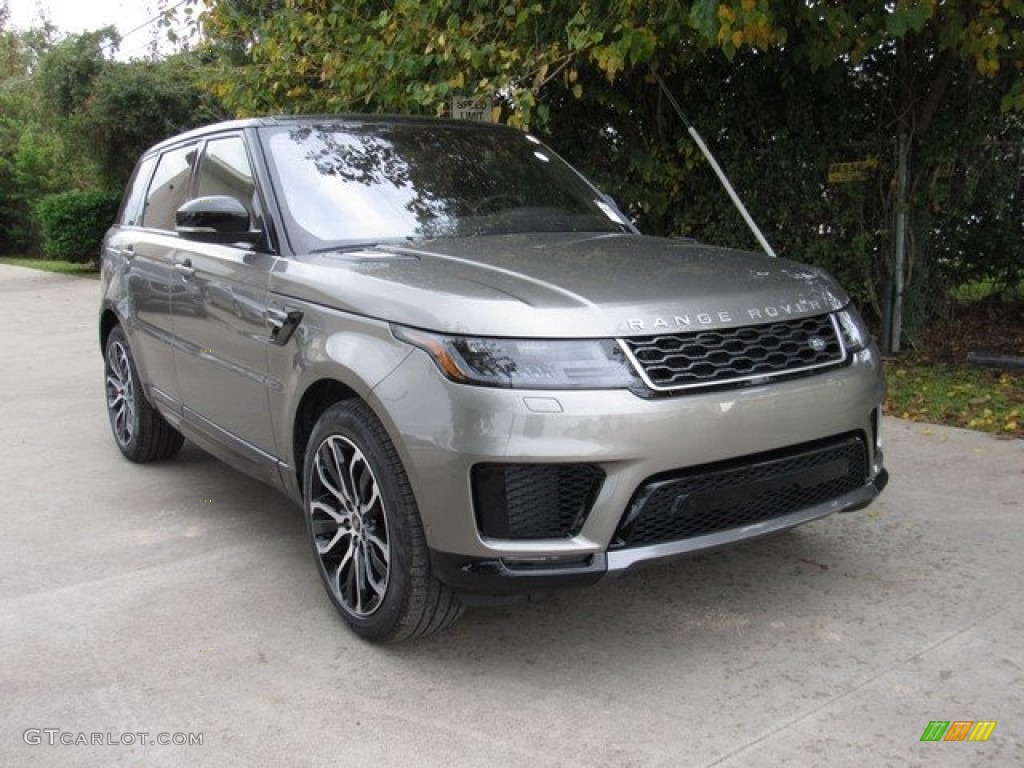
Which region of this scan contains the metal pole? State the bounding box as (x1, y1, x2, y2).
(881, 279, 894, 355)
(652, 71, 777, 258)
(686, 127, 777, 258)
(892, 133, 908, 354)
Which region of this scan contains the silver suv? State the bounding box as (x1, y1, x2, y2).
(100, 116, 887, 642)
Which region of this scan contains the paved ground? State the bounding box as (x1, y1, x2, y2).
(1, 264, 1021, 767)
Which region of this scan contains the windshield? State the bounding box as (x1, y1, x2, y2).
(260, 121, 628, 252)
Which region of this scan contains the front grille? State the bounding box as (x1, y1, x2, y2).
(472, 464, 604, 540)
(622, 314, 844, 392)
(613, 434, 867, 548)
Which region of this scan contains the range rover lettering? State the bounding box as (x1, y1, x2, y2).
(100, 116, 888, 642)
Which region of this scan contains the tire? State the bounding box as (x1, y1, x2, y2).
(304, 400, 463, 642)
(104, 325, 184, 462)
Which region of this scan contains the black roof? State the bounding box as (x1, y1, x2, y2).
(144, 114, 516, 156)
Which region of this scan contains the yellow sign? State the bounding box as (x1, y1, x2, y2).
(451, 96, 493, 123)
(828, 159, 879, 184)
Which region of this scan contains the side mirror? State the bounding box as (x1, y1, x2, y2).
(175, 196, 262, 245)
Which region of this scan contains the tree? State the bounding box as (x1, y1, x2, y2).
(35, 27, 119, 116)
(194, 1, 1022, 123)
(0, 14, 69, 252)
(0, 19, 225, 254)
(191, 1, 1024, 341)
(34, 29, 224, 187)
(691, 0, 1024, 335)
(78, 54, 226, 185)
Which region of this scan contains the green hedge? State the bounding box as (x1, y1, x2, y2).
(34, 190, 122, 264)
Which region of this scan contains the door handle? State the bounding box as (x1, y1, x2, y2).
(106, 245, 134, 261)
(175, 259, 196, 278)
(266, 308, 303, 346)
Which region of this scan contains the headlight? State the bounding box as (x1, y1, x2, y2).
(835, 305, 871, 352)
(392, 326, 638, 389)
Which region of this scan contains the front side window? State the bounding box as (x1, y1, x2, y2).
(260, 122, 628, 253)
(142, 144, 196, 231)
(195, 136, 257, 216)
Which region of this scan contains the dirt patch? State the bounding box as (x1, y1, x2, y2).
(922, 299, 1024, 364)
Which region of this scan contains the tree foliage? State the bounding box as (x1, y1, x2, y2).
(78, 55, 226, 185)
(36, 30, 225, 187)
(195, 1, 1023, 124)
(194, 0, 1023, 339)
(3, 2, 1021, 344)
(34, 189, 121, 263)
(0, 16, 224, 254)
(0, 16, 71, 253)
(35, 27, 119, 115)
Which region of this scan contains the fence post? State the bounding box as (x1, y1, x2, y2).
(891, 133, 909, 354)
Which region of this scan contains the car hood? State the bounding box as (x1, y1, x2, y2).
(271, 233, 849, 338)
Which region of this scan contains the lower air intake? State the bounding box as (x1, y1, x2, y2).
(473, 463, 604, 540)
(614, 434, 868, 548)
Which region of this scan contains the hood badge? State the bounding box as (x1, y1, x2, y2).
(627, 300, 824, 332)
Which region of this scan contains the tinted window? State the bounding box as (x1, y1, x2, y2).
(142, 144, 196, 231)
(120, 155, 156, 227)
(196, 136, 256, 215)
(261, 122, 627, 251)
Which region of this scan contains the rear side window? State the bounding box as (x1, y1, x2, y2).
(195, 136, 256, 215)
(142, 144, 197, 231)
(120, 155, 156, 227)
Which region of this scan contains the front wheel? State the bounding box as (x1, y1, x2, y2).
(304, 400, 463, 642)
(104, 325, 183, 462)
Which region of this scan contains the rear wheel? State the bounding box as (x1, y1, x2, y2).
(104, 325, 184, 462)
(304, 400, 463, 642)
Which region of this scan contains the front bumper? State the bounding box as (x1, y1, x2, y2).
(430, 466, 888, 599)
(371, 346, 887, 597)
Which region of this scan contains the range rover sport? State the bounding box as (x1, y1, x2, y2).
(100, 116, 888, 642)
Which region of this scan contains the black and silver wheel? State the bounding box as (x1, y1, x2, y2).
(304, 400, 463, 642)
(104, 325, 184, 462)
(310, 434, 391, 617)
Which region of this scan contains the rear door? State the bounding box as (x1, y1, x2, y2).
(120, 144, 199, 416)
(169, 133, 281, 479)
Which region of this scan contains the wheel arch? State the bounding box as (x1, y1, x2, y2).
(99, 305, 121, 353)
(292, 378, 360, 499)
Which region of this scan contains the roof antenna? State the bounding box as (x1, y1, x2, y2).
(651, 69, 777, 258)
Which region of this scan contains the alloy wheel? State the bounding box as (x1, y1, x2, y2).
(309, 435, 391, 617)
(105, 340, 136, 447)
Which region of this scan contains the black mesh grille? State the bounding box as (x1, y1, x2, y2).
(473, 464, 604, 539)
(623, 315, 844, 391)
(614, 434, 867, 548)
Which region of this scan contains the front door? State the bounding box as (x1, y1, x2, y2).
(169, 135, 280, 480)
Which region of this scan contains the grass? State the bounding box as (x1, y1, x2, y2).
(0, 256, 99, 278)
(884, 359, 1023, 439)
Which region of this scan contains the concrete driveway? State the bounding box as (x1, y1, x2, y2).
(1, 264, 1021, 767)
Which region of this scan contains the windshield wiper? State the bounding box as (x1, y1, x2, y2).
(309, 237, 415, 255)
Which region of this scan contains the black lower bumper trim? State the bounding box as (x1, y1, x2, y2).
(839, 467, 889, 514)
(429, 550, 607, 597)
